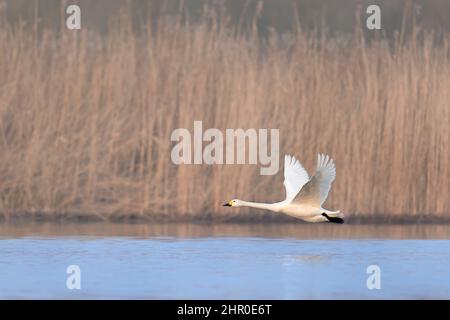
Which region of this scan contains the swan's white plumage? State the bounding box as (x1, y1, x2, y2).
(292, 153, 336, 206)
(283, 155, 310, 202)
(224, 153, 342, 223)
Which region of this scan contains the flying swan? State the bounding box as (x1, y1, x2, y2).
(223, 154, 344, 223)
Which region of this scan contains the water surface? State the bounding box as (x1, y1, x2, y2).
(1, 223, 450, 299)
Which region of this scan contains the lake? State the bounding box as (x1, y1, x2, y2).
(1, 223, 450, 299)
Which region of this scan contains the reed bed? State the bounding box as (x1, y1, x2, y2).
(0, 8, 448, 222)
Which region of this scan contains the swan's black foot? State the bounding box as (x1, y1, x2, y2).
(322, 213, 344, 224)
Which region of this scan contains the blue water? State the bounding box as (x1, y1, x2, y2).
(1, 236, 450, 299)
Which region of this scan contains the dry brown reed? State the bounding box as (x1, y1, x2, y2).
(0, 7, 448, 222)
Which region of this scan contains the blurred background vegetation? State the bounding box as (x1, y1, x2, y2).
(0, 0, 448, 222)
(3, 0, 450, 36)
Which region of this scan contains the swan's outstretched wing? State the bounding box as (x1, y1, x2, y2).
(283, 155, 310, 202)
(292, 154, 336, 206)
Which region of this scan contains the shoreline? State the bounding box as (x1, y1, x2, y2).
(1, 212, 450, 224)
(2, 220, 450, 239)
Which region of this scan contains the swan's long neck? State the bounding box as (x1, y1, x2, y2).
(239, 200, 286, 212)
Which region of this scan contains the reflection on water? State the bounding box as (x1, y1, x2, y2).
(2, 222, 450, 239)
(1, 222, 450, 299)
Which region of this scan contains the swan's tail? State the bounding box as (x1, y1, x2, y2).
(323, 209, 344, 218)
(321, 210, 344, 224)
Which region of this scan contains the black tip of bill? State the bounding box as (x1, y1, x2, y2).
(223, 203, 231, 207)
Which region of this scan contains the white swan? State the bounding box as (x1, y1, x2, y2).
(223, 154, 344, 223)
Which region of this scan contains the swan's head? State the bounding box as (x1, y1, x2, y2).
(223, 199, 242, 207)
